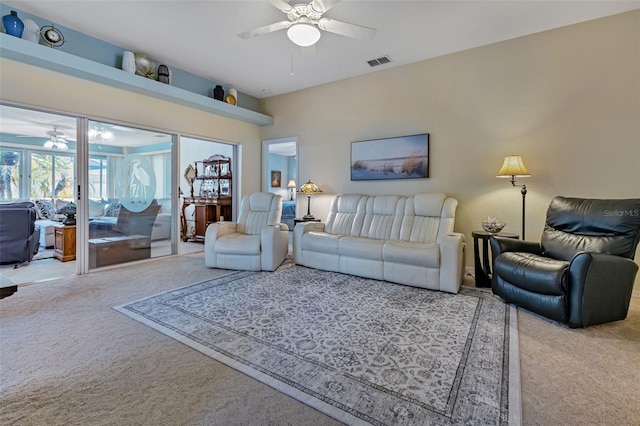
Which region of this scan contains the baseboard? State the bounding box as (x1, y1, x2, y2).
(465, 266, 475, 281)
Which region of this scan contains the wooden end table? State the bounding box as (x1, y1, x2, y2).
(472, 230, 518, 288)
(53, 224, 76, 262)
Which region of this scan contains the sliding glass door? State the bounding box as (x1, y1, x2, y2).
(1, 103, 179, 279)
(86, 120, 175, 270)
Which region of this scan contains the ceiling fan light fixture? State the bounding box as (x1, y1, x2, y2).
(89, 126, 115, 143)
(44, 137, 69, 151)
(287, 23, 321, 47)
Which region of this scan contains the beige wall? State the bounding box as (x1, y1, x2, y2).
(0, 59, 264, 198)
(261, 11, 640, 274)
(1, 11, 638, 280)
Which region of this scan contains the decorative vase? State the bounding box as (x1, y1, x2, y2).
(157, 64, 170, 84)
(2, 10, 24, 38)
(226, 88, 238, 105)
(122, 51, 136, 73)
(21, 18, 39, 43)
(213, 85, 224, 101)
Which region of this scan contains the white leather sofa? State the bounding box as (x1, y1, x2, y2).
(205, 192, 289, 271)
(293, 192, 466, 294)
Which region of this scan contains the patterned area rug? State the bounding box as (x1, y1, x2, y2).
(115, 261, 520, 425)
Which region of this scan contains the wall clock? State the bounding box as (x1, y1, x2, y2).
(40, 24, 65, 48)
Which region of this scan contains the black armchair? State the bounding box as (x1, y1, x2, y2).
(491, 196, 640, 328)
(0, 201, 41, 265)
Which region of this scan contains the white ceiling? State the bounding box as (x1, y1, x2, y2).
(0, 104, 171, 147)
(4, 1, 640, 100)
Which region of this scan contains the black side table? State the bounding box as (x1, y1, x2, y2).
(472, 230, 519, 288)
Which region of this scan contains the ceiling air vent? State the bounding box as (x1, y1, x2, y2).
(367, 55, 392, 67)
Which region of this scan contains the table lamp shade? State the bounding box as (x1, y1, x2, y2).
(298, 180, 322, 219)
(298, 180, 322, 195)
(287, 180, 296, 201)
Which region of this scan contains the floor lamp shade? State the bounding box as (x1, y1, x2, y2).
(496, 155, 531, 239)
(298, 180, 322, 219)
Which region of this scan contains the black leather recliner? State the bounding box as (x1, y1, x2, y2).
(490, 196, 640, 328)
(0, 201, 41, 265)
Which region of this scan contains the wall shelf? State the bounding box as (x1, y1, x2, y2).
(0, 34, 274, 126)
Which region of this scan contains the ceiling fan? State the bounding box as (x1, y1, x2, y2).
(43, 126, 69, 151)
(237, 0, 376, 48)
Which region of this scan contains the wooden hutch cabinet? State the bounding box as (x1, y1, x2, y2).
(181, 154, 233, 241)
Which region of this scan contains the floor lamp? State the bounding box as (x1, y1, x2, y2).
(496, 155, 530, 240)
(298, 180, 322, 219)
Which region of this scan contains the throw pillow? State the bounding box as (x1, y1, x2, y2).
(104, 201, 121, 217)
(88, 199, 106, 217)
(34, 199, 56, 219)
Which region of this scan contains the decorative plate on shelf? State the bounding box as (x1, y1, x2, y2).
(134, 53, 158, 80)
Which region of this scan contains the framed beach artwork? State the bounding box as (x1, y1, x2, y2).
(351, 133, 430, 181)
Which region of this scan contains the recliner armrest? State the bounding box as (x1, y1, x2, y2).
(568, 252, 638, 327)
(274, 223, 289, 232)
(490, 236, 541, 259)
(260, 224, 289, 271)
(205, 221, 237, 243)
(293, 221, 326, 264)
(440, 232, 466, 293)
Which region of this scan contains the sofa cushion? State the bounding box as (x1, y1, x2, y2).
(88, 199, 106, 217)
(400, 193, 448, 244)
(494, 252, 569, 295)
(360, 195, 405, 240)
(237, 192, 282, 235)
(324, 194, 368, 236)
(339, 236, 385, 260)
(215, 233, 261, 255)
(104, 201, 121, 217)
(302, 231, 341, 254)
(383, 240, 440, 268)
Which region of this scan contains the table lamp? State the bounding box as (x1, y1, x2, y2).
(298, 180, 322, 219)
(287, 179, 296, 201)
(496, 155, 530, 239)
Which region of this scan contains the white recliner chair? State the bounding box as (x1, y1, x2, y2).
(205, 192, 289, 271)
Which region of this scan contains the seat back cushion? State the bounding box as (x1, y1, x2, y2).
(400, 192, 450, 243)
(542, 196, 640, 261)
(324, 194, 367, 236)
(237, 192, 282, 235)
(360, 195, 405, 240)
(115, 200, 160, 237)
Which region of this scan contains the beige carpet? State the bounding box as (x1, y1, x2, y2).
(1, 253, 638, 425)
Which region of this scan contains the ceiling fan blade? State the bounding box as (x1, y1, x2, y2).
(309, 0, 341, 14)
(237, 21, 292, 39)
(318, 18, 376, 40)
(267, 0, 294, 13)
